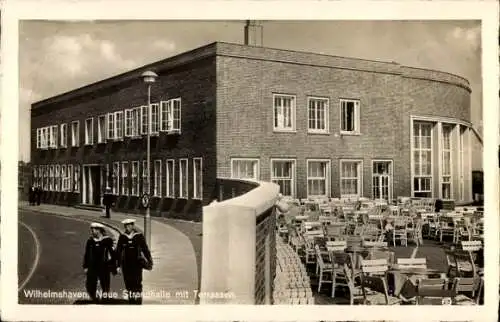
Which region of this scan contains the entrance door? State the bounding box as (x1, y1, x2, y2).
(91, 166, 101, 205)
(83, 165, 102, 205)
(372, 161, 393, 202)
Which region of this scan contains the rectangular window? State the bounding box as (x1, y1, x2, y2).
(273, 94, 296, 132)
(132, 107, 141, 137)
(151, 103, 160, 135)
(154, 159, 162, 197)
(413, 121, 433, 198)
(49, 165, 55, 191)
(307, 160, 330, 197)
(49, 125, 58, 148)
(372, 161, 393, 202)
(60, 165, 66, 191)
(142, 160, 148, 195)
(112, 162, 120, 195)
(271, 159, 296, 197)
(42, 127, 49, 149)
(160, 100, 171, 131)
(67, 165, 73, 192)
(442, 124, 453, 199)
(231, 158, 260, 180)
(73, 165, 80, 192)
(71, 121, 80, 147)
(107, 113, 115, 140)
(55, 165, 61, 191)
(193, 158, 203, 200)
(85, 118, 94, 145)
(115, 111, 124, 139)
(33, 166, 38, 186)
(179, 159, 188, 198)
(60, 124, 68, 147)
(340, 99, 360, 134)
(308, 97, 329, 133)
(340, 160, 363, 197)
(36, 128, 41, 149)
(166, 159, 175, 198)
(141, 105, 148, 135)
(131, 161, 139, 196)
(105, 164, 110, 190)
(160, 99, 182, 132)
(97, 115, 107, 143)
(121, 161, 129, 196)
(125, 109, 133, 137)
(459, 126, 465, 200)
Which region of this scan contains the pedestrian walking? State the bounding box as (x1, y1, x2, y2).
(102, 187, 114, 219)
(115, 219, 153, 305)
(82, 222, 116, 304)
(35, 185, 41, 205)
(28, 184, 35, 205)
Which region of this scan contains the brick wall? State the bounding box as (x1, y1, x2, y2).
(31, 57, 218, 221)
(254, 206, 276, 304)
(215, 47, 471, 200)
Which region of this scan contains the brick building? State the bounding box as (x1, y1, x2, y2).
(31, 36, 479, 221)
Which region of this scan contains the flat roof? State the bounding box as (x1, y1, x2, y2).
(32, 41, 471, 109)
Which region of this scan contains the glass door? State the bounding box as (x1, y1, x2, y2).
(372, 161, 393, 202)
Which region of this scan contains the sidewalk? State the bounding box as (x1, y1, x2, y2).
(19, 202, 199, 304)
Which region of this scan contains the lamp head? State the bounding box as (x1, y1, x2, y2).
(141, 70, 158, 84)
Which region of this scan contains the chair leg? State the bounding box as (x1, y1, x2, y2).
(331, 271, 336, 298)
(318, 268, 323, 293)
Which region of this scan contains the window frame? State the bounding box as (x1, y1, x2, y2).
(193, 158, 203, 200)
(441, 124, 453, 199)
(411, 120, 434, 198)
(121, 161, 129, 196)
(339, 159, 364, 198)
(71, 121, 80, 147)
(140, 105, 149, 135)
(272, 94, 296, 132)
(270, 158, 297, 198)
(339, 99, 361, 135)
(230, 158, 260, 181)
(84, 118, 94, 145)
(371, 159, 394, 202)
(152, 159, 162, 197)
(73, 164, 80, 193)
(60, 124, 68, 148)
(307, 97, 330, 134)
(179, 158, 189, 199)
(97, 115, 107, 144)
(112, 162, 120, 195)
(306, 159, 331, 198)
(114, 111, 124, 140)
(150, 103, 160, 135)
(131, 161, 139, 196)
(166, 159, 175, 198)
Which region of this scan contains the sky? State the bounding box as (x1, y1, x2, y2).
(18, 20, 482, 162)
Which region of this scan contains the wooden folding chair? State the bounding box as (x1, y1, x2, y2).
(359, 259, 401, 305)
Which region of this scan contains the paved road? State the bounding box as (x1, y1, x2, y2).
(18, 209, 127, 304)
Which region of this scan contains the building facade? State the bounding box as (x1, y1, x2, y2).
(31, 41, 477, 221)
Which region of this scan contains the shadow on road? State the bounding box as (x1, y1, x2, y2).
(73, 299, 131, 305)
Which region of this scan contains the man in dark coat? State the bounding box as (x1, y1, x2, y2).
(35, 185, 41, 205)
(115, 219, 153, 305)
(82, 222, 116, 303)
(102, 187, 114, 219)
(28, 184, 35, 205)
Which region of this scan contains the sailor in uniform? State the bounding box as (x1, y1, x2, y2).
(115, 218, 153, 305)
(82, 222, 116, 303)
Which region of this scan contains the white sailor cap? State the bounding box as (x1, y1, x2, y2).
(121, 218, 136, 225)
(90, 222, 105, 229)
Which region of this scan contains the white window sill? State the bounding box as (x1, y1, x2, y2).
(308, 130, 330, 135)
(166, 195, 175, 199)
(193, 197, 203, 201)
(84, 143, 94, 146)
(166, 130, 181, 135)
(273, 129, 297, 133)
(178, 196, 188, 200)
(340, 132, 361, 136)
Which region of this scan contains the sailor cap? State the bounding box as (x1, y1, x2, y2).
(121, 218, 136, 225)
(90, 222, 105, 229)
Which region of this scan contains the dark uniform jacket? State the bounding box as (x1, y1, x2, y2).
(103, 193, 115, 207)
(83, 235, 115, 271)
(115, 231, 153, 271)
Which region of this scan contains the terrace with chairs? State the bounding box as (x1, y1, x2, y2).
(274, 196, 484, 305)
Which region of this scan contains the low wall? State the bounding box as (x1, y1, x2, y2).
(200, 179, 280, 304)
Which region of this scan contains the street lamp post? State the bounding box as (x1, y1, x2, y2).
(141, 70, 158, 247)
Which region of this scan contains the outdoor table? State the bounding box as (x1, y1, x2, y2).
(388, 266, 445, 298)
(345, 245, 389, 268)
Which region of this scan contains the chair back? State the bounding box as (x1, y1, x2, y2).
(453, 277, 480, 293)
(362, 241, 388, 248)
(361, 259, 389, 274)
(326, 240, 347, 252)
(461, 240, 482, 252)
(397, 258, 427, 269)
